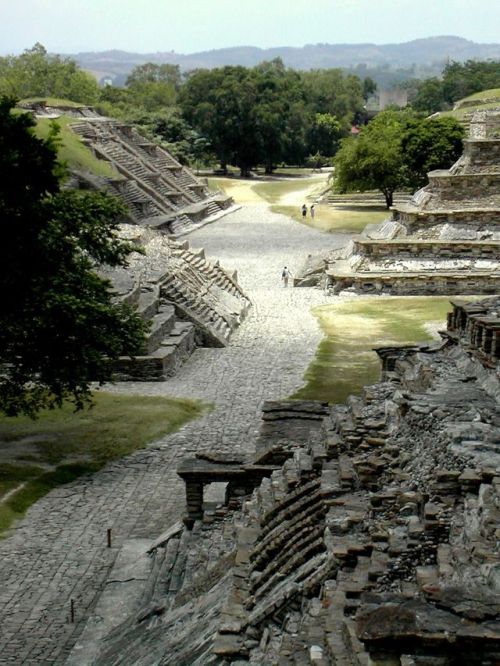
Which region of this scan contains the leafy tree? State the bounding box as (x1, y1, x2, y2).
(442, 60, 500, 104)
(411, 77, 446, 113)
(402, 116, 464, 188)
(126, 63, 181, 89)
(0, 98, 146, 417)
(307, 113, 342, 159)
(334, 109, 410, 207)
(0, 43, 99, 104)
(410, 60, 500, 113)
(334, 110, 464, 207)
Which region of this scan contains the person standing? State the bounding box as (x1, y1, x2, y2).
(301, 204, 307, 218)
(282, 266, 292, 287)
(310, 204, 316, 219)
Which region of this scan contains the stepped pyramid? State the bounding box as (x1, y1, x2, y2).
(326, 109, 500, 295)
(99, 225, 251, 381)
(24, 101, 234, 236)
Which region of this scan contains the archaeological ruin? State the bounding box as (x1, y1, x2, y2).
(4, 101, 499, 666)
(66, 295, 500, 665)
(19, 101, 251, 379)
(20, 101, 234, 235)
(297, 109, 500, 295)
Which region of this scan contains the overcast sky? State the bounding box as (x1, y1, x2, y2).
(1, 0, 498, 55)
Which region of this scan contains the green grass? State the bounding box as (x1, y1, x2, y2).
(251, 177, 320, 204)
(291, 296, 459, 404)
(20, 97, 86, 108)
(33, 116, 119, 178)
(0, 392, 206, 535)
(459, 88, 500, 102)
(271, 203, 388, 233)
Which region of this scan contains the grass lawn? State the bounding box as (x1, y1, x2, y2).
(0, 392, 206, 536)
(20, 97, 86, 108)
(271, 203, 388, 233)
(252, 177, 321, 204)
(291, 296, 465, 404)
(34, 116, 119, 178)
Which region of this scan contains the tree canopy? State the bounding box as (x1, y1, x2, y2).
(334, 110, 464, 207)
(179, 59, 366, 174)
(411, 60, 500, 113)
(0, 98, 146, 417)
(0, 43, 99, 104)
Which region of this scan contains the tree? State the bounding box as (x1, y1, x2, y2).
(334, 109, 410, 207)
(411, 77, 446, 113)
(307, 113, 343, 159)
(402, 116, 464, 188)
(0, 98, 146, 417)
(334, 110, 464, 207)
(0, 43, 99, 104)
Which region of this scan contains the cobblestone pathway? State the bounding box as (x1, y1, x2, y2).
(0, 205, 347, 664)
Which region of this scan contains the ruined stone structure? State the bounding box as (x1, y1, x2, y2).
(70, 297, 500, 664)
(300, 110, 500, 295)
(22, 101, 234, 236)
(101, 225, 251, 380)
(17, 102, 249, 380)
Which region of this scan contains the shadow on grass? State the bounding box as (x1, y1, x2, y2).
(0, 392, 208, 536)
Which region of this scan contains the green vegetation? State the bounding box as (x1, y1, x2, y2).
(0, 98, 146, 417)
(0, 43, 99, 104)
(411, 60, 500, 114)
(34, 115, 118, 178)
(292, 296, 456, 404)
(21, 97, 85, 108)
(252, 177, 321, 204)
(271, 204, 388, 233)
(0, 392, 206, 535)
(334, 110, 464, 207)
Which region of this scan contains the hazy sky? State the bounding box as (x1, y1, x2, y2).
(1, 0, 499, 55)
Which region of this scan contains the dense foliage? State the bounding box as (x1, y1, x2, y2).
(0, 44, 99, 104)
(0, 98, 146, 417)
(179, 59, 368, 174)
(334, 110, 464, 207)
(411, 60, 500, 113)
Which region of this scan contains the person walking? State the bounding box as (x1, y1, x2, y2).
(310, 204, 316, 219)
(301, 204, 307, 219)
(282, 266, 292, 287)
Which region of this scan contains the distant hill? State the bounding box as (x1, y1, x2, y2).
(72, 36, 500, 85)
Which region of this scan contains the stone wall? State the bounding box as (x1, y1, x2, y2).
(73, 297, 499, 665)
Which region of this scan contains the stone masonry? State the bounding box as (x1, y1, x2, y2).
(68, 296, 500, 665)
(300, 109, 500, 295)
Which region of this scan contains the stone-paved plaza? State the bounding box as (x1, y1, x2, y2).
(0, 204, 346, 664)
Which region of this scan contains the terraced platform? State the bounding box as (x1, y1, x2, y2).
(313, 109, 500, 295)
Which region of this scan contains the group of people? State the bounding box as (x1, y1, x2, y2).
(301, 203, 315, 219)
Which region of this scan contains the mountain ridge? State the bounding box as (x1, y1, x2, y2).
(70, 36, 500, 84)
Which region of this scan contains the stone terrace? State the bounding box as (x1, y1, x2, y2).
(72, 296, 500, 665)
(320, 109, 500, 296)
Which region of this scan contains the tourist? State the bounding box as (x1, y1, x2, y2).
(282, 266, 292, 287)
(301, 203, 307, 218)
(310, 204, 315, 219)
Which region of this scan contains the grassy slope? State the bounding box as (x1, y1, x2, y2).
(0, 392, 207, 535)
(438, 88, 500, 120)
(34, 115, 118, 178)
(292, 296, 472, 404)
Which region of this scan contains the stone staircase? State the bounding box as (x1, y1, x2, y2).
(102, 229, 251, 380)
(69, 117, 234, 234)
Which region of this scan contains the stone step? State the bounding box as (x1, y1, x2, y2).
(112, 321, 196, 380)
(145, 305, 177, 353)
